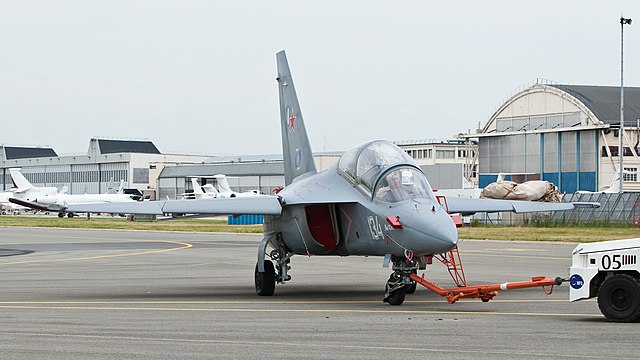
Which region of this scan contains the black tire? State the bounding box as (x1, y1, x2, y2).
(597, 273, 640, 322)
(67, 213, 75, 218)
(255, 260, 276, 296)
(58, 212, 65, 218)
(405, 282, 417, 294)
(385, 286, 406, 306)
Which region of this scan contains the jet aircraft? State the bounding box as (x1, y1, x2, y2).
(27, 51, 595, 304)
(181, 178, 218, 200)
(9, 168, 139, 218)
(183, 176, 259, 200)
(212, 174, 261, 198)
(576, 171, 630, 194)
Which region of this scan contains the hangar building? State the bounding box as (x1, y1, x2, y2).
(0, 138, 209, 198)
(394, 139, 478, 190)
(157, 153, 342, 200)
(156, 140, 477, 199)
(463, 82, 640, 193)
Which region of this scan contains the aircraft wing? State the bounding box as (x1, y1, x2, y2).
(444, 197, 598, 216)
(13, 196, 283, 216)
(67, 196, 282, 216)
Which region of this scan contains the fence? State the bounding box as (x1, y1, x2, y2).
(470, 192, 640, 226)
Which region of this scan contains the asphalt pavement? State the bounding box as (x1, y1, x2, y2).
(0, 227, 636, 359)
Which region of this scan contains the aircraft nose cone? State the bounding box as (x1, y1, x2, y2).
(409, 205, 458, 254)
(428, 211, 458, 247)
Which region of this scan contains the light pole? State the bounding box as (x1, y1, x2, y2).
(619, 16, 632, 193)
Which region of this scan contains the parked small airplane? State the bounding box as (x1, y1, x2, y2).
(181, 178, 218, 200)
(9, 168, 139, 218)
(19, 51, 596, 304)
(212, 174, 261, 198)
(183, 175, 261, 200)
(576, 171, 630, 194)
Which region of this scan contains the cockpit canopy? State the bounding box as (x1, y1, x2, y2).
(338, 140, 437, 202)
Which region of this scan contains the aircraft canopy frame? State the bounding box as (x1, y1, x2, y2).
(338, 140, 430, 199)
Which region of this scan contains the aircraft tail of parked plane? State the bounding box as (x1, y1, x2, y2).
(277, 51, 317, 185)
(211, 174, 260, 198)
(9, 168, 35, 193)
(606, 173, 622, 193)
(117, 180, 125, 195)
(9, 168, 59, 196)
(213, 174, 232, 194)
(576, 171, 632, 194)
(190, 178, 217, 199)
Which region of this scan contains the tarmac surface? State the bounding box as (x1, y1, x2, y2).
(0, 227, 637, 359)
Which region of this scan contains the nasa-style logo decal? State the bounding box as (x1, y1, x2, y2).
(569, 274, 584, 289)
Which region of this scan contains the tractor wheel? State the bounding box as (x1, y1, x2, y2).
(597, 273, 640, 322)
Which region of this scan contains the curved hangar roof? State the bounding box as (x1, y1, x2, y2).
(481, 83, 640, 136)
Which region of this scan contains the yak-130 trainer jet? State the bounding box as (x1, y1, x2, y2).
(22, 51, 597, 305)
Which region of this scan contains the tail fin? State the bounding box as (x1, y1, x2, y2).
(276, 50, 317, 185)
(191, 178, 205, 195)
(9, 168, 33, 192)
(606, 172, 621, 193)
(213, 174, 232, 194)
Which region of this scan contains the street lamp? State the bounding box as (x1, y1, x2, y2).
(619, 16, 632, 193)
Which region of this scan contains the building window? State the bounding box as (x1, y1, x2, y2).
(623, 147, 634, 157)
(133, 168, 149, 184)
(603, 146, 618, 157)
(436, 150, 455, 159)
(623, 168, 637, 182)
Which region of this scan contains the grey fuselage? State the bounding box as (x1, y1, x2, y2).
(264, 163, 458, 258)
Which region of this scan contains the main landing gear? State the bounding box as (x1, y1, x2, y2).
(255, 232, 293, 296)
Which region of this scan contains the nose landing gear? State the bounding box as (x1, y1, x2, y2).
(383, 256, 422, 305)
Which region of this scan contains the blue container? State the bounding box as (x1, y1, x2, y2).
(227, 215, 264, 225)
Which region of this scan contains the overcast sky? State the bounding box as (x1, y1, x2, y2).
(1, 1, 639, 156)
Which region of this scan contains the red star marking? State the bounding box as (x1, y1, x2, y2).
(289, 114, 296, 130)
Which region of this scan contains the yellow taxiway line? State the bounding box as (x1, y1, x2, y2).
(0, 231, 193, 266)
(0, 304, 602, 318)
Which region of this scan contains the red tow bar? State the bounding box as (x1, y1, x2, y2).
(410, 273, 563, 304)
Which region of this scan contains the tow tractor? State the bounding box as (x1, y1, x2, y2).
(569, 238, 640, 322)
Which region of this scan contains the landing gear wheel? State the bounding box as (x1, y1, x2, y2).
(385, 286, 406, 306)
(384, 273, 406, 306)
(255, 260, 276, 296)
(405, 282, 417, 295)
(597, 273, 640, 322)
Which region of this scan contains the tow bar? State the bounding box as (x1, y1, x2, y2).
(410, 273, 564, 304)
